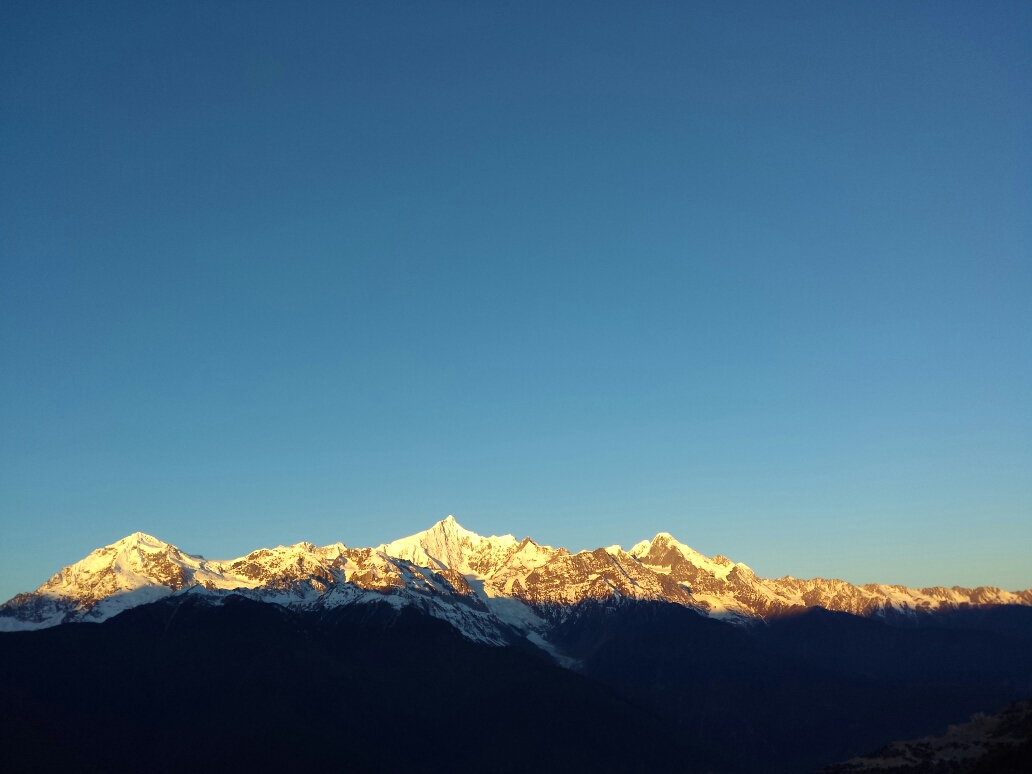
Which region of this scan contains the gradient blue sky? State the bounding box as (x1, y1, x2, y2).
(1, 1, 1030, 600)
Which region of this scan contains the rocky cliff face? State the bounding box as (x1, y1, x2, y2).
(3, 516, 1029, 645)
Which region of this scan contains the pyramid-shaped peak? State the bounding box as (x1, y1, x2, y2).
(629, 532, 744, 580)
(432, 514, 474, 535)
(630, 532, 708, 564)
(425, 515, 515, 544)
(382, 516, 517, 577)
(514, 536, 540, 551)
(628, 532, 678, 558)
(652, 532, 705, 551)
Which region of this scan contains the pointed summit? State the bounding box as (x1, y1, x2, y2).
(5, 519, 1030, 637)
(631, 533, 743, 581)
(382, 516, 518, 577)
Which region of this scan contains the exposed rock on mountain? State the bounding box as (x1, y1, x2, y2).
(3, 517, 1029, 648)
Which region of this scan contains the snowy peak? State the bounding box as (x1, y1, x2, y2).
(3, 518, 1031, 639)
(0, 533, 200, 631)
(112, 531, 168, 549)
(509, 536, 560, 567)
(382, 515, 518, 577)
(483, 537, 563, 596)
(42, 532, 190, 598)
(0, 533, 367, 631)
(630, 532, 738, 581)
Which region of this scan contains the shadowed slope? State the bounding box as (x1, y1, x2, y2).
(0, 594, 716, 774)
(546, 601, 1032, 774)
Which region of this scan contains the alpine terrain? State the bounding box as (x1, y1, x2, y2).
(2, 517, 1031, 774)
(3, 515, 1029, 639)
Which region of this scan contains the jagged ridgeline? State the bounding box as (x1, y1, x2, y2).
(3, 517, 1032, 774)
(3, 515, 1030, 643)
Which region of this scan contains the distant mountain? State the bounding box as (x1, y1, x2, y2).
(3, 517, 1031, 773)
(3, 516, 1029, 646)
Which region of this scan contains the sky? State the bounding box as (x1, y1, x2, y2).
(1, 1, 1029, 600)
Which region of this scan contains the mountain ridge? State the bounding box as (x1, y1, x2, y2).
(3, 516, 1030, 645)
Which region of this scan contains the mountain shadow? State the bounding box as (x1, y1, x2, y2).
(0, 594, 717, 774)
(546, 601, 1032, 774)
(3, 596, 1031, 774)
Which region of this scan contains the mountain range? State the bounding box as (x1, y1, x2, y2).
(3, 517, 1031, 774)
(3, 515, 1029, 649)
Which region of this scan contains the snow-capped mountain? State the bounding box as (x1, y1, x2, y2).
(3, 516, 1030, 647)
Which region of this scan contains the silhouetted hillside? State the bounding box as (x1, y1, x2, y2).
(2, 597, 1030, 774)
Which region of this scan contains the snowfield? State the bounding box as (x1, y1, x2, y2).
(3, 516, 1030, 644)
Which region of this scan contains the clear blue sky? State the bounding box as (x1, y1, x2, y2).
(1, 1, 1029, 600)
